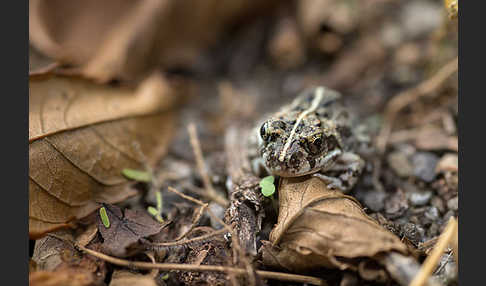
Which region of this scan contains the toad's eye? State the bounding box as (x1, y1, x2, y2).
(306, 136, 326, 155)
(260, 120, 286, 142)
(260, 121, 270, 141)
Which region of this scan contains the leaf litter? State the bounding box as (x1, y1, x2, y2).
(29, 72, 191, 238)
(97, 204, 167, 257)
(29, 0, 458, 285)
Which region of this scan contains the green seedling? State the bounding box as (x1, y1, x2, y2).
(99, 207, 110, 228)
(122, 168, 152, 183)
(259, 176, 276, 197)
(147, 191, 164, 223)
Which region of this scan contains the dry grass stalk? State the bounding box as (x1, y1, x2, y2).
(409, 217, 458, 286)
(187, 123, 229, 207)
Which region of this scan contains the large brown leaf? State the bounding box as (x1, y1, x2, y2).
(30, 0, 281, 82)
(262, 176, 407, 273)
(29, 72, 183, 238)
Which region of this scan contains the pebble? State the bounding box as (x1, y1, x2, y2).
(425, 206, 439, 221)
(427, 223, 440, 238)
(208, 202, 226, 229)
(442, 210, 455, 225)
(408, 190, 432, 206)
(412, 152, 439, 182)
(363, 190, 386, 212)
(442, 261, 458, 284)
(431, 196, 446, 213)
(385, 190, 408, 218)
(447, 196, 458, 211)
(401, 0, 442, 39)
(436, 153, 458, 174)
(387, 151, 413, 177)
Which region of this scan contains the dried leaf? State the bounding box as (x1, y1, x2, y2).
(30, 0, 281, 82)
(29, 0, 138, 66)
(109, 270, 157, 286)
(262, 176, 407, 273)
(29, 72, 180, 238)
(32, 235, 72, 271)
(76, 224, 99, 247)
(31, 233, 106, 285)
(97, 204, 166, 257)
(29, 270, 95, 286)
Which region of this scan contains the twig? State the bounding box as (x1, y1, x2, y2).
(376, 57, 458, 153)
(174, 204, 207, 241)
(450, 219, 459, 265)
(167, 186, 254, 283)
(187, 123, 229, 207)
(167, 187, 239, 257)
(433, 252, 453, 275)
(76, 244, 326, 286)
(144, 228, 228, 249)
(409, 217, 458, 286)
(144, 252, 159, 278)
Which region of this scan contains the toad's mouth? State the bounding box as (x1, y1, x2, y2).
(262, 148, 342, 177)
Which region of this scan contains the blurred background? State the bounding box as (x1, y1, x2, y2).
(29, 0, 458, 285)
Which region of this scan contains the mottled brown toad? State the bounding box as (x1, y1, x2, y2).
(249, 86, 368, 191)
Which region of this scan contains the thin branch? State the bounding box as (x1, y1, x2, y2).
(167, 186, 253, 281)
(187, 123, 229, 207)
(409, 217, 458, 286)
(143, 228, 228, 249)
(144, 252, 159, 278)
(376, 57, 458, 153)
(174, 204, 207, 241)
(77, 244, 326, 286)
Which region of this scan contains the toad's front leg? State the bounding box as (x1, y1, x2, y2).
(313, 152, 365, 192)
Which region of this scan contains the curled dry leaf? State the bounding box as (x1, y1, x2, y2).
(29, 72, 182, 239)
(262, 176, 407, 274)
(30, 0, 281, 82)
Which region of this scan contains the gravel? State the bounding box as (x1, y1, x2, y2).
(412, 152, 439, 182)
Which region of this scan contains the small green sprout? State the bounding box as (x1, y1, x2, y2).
(99, 207, 110, 228)
(147, 191, 164, 223)
(147, 206, 159, 216)
(122, 168, 152, 182)
(259, 176, 276, 197)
